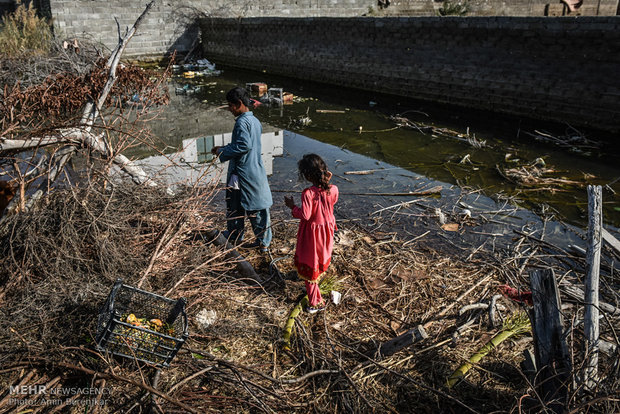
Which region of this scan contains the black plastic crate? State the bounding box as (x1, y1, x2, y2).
(96, 279, 188, 367)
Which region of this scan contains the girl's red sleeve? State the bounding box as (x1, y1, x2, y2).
(292, 189, 313, 221)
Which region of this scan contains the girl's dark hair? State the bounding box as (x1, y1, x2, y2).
(298, 154, 330, 191)
(226, 86, 252, 107)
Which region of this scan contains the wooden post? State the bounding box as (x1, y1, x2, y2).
(529, 268, 570, 413)
(584, 185, 602, 390)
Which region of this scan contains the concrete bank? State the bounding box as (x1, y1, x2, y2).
(201, 16, 620, 132)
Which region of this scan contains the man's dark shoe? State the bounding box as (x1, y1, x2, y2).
(242, 240, 269, 253)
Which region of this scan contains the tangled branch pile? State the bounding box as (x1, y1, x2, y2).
(1, 59, 169, 130)
(0, 180, 617, 413)
(0, 180, 221, 349)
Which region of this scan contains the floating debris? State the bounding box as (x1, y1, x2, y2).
(523, 127, 600, 154)
(175, 84, 201, 95)
(497, 159, 584, 190)
(174, 59, 222, 78)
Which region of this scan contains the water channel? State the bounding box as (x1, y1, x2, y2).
(138, 64, 620, 253)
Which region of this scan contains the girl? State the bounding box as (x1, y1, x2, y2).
(285, 154, 338, 313)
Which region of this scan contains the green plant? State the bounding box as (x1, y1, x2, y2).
(0, 0, 53, 57)
(438, 0, 470, 16)
(446, 311, 531, 387)
(281, 276, 339, 351)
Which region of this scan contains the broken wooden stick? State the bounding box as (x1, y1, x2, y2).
(368, 325, 428, 360)
(316, 109, 346, 114)
(602, 228, 620, 255)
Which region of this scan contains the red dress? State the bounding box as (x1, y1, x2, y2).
(292, 185, 338, 282)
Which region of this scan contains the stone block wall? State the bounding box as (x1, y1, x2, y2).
(42, 0, 618, 59)
(45, 0, 376, 58)
(201, 16, 620, 132)
(384, 0, 619, 17)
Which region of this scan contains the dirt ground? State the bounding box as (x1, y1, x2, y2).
(0, 183, 618, 414)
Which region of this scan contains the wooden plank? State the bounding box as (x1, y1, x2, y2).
(368, 325, 428, 360)
(530, 268, 570, 414)
(316, 109, 346, 114)
(584, 185, 602, 390)
(561, 283, 620, 317)
(602, 228, 620, 255)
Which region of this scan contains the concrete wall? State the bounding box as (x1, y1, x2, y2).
(44, 0, 377, 58)
(42, 0, 618, 58)
(384, 0, 619, 17)
(201, 16, 620, 132)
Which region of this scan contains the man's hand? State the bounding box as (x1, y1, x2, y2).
(284, 196, 295, 209)
(211, 146, 221, 156)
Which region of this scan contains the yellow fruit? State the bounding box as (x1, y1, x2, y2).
(150, 319, 163, 328)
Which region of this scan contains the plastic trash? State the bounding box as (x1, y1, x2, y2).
(196, 59, 216, 70)
(196, 309, 217, 330)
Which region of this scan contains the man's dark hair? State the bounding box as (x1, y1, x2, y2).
(226, 87, 252, 107)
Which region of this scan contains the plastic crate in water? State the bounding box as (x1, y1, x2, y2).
(96, 279, 188, 367)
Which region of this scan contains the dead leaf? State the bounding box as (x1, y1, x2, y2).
(441, 223, 459, 232)
(393, 268, 428, 282)
(412, 269, 429, 280)
(367, 278, 387, 289)
(390, 321, 401, 332)
(392, 267, 413, 282)
(336, 230, 355, 247)
(392, 266, 429, 282)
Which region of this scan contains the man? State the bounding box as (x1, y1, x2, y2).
(211, 87, 273, 252)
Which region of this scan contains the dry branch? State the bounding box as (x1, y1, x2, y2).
(53, 361, 199, 414)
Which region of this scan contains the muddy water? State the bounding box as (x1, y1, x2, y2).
(147, 65, 620, 235)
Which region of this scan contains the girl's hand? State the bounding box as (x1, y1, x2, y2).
(326, 170, 333, 182)
(284, 196, 295, 209)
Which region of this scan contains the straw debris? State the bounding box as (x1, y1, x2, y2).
(0, 177, 617, 413)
